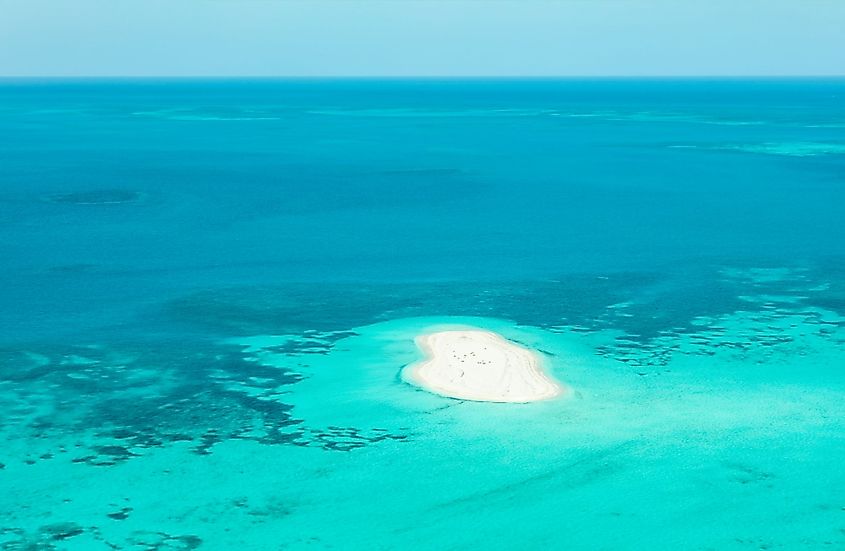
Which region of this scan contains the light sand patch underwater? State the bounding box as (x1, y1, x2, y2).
(2, 314, 845, 550)
(669, 141, 845, 157)
(226, 315, 845, 549)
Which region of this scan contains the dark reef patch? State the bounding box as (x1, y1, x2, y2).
(161, 262, 820, 361)
(43, 189, 144, 206)
(106, 507, 132, 521)
(1, 332, 408, 467)
(161, 270, 735, 339)
(0, 523, 86, 550)
(40, 522, 85, 541)
(3, 260, 843, 470)
(0, 525, 205, 551)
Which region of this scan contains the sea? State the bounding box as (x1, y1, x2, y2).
(1, 78, 844, 550)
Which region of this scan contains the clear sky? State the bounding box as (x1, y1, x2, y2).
(1, 0, 844, 77)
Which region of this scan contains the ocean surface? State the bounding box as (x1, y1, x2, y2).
(1, 78, 845, 550)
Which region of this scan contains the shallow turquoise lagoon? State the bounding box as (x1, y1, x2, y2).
(1, 79, 845, 549)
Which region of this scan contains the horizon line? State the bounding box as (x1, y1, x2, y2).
(2, 74, 845, 80)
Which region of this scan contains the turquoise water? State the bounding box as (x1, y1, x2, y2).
(1, 79, 845, 549)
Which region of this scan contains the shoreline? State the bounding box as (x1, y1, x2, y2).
(403, 328, 564, 403)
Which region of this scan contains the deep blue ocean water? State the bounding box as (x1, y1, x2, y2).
(1, 79, 845, 549)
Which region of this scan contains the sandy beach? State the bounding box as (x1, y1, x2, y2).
(404, 328, 564, 402)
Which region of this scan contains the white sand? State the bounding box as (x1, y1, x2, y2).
(404, 329, 564, 402)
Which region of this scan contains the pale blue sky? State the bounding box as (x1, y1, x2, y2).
(1, 0, 844, 76)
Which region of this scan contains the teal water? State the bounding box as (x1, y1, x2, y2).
(1, 79, 845, 549)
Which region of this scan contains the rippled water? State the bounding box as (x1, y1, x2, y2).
(1, 79, 844, 550)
